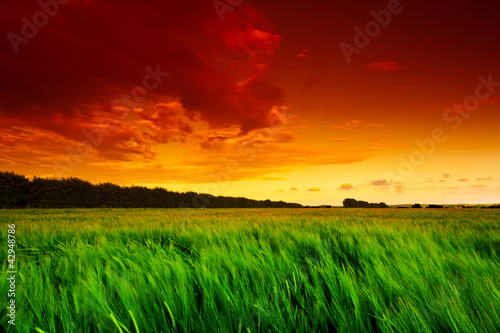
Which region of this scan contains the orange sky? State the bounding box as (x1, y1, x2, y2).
(1, 0, 500, 206)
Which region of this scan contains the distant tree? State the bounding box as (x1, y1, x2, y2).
(0, 172, 30, 208)
(412, 204, 422, 208)
(343, 198, 356, 207)
(343, 198, 388, 208)
(427, 204, 446, 208)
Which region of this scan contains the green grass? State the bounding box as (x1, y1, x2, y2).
(1, 208, 499, 332)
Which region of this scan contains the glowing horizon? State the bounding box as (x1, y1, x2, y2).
(1, 0, 499, 206)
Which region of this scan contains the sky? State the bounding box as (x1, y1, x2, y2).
(1, 0, 500, 206)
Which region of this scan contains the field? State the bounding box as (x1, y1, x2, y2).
(1, 208, 499, 333)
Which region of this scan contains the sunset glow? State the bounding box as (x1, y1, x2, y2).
(1, 0, 500, 206)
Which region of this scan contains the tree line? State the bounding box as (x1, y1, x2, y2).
(0, 171, 303, 209)
(343, 198, 389, 208)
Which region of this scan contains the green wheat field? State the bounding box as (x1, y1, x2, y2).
(1, 208, 499, 332)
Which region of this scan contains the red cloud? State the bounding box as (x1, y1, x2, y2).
(366, 61, 406, 72)
(0, 0, 284, 162)
(296, 48, 309, 59)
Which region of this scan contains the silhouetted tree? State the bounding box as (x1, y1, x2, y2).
(0, 171, 303, 209)
(427, 204, 446, 208)
(0, 172, 30, 208)
(343, 198, 388, 208)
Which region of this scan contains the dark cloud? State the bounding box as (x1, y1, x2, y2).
(371, 180, 389, 186)
(0, 0, 284, 160)
(338, 183, 353, 190)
